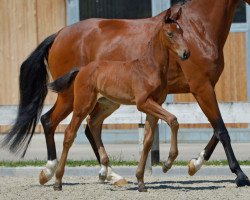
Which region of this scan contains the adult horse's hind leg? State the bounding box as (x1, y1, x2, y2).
(39, 93, 73, 185)
(192, 83, 250, 187)
(87, 98, 127, 186)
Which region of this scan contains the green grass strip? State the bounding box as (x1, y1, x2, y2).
(0, 160, 250, 167)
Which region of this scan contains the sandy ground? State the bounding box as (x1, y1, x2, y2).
(0, 176, 250, 200)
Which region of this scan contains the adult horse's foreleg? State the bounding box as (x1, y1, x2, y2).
(191, 84, 250, 187)
(87, 98, 128, 186)
(39, 94, 73, 185)
(188, 134, 219, 176)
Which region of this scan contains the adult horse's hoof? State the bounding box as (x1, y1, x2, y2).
(39, 170, 51, 185)
(188, 159, 197, 176)
(114, 178, 128, 187)
(235, 175, 250, 187)
(53, 183, 62, 191)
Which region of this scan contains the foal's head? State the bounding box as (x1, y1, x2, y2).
(161, 8, 190, 61)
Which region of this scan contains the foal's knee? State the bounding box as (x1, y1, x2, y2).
(169, 117, 179, 129)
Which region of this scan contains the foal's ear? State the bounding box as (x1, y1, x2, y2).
(164, 8, 172, 23)
(172, 8, 182, 21)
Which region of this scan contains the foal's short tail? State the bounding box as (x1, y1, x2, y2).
(1, 34, 56, 157)
(48, 68, 80, 93)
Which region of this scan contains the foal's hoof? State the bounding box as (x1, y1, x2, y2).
(53, 183, 62, 191)
(138, 182, 148, 192)
(188, 159, 197, 176)
(99, 173, 107, 183)
(138, 186, 148, 192)
(162, 162, 171, 173)
(235, 175, 250, 187)
(114, 178, 128, 187)
(39, 170, 51, 185)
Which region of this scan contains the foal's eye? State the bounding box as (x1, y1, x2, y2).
(167, 32, 173, 38)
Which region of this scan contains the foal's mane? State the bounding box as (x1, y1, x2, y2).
(145, 16, 180, 52)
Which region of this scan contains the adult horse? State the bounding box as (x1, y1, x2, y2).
(3, 0, 250, 188)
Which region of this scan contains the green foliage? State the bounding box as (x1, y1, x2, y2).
(0, 159, 249, 167)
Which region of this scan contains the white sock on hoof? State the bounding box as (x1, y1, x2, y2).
(99, 164, 108, 177)
(106, 166, 124, 183)
(191, 150, 206, 171)
(43, 159, 58, 180)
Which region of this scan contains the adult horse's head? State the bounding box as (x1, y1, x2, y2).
(162, 8, 190, 61)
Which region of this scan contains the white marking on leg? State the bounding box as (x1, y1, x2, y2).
(99, 164, 108, 177)
(43, 159, 58, 180)
(106, 166, 124, 183)
(191, 150, 206, 171)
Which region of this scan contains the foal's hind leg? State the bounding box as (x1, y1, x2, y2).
(54, 88, 97, 190)
(39, 93, 73, 185)
(87, 98, 127, 186)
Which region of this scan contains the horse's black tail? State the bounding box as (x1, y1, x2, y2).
(1, 34, 56, 157)
(48, 68, 80, 93)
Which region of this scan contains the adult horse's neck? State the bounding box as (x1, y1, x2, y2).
(186, 0, 240, 47)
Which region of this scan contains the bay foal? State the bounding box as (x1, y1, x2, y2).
(49, 8, 189, 192)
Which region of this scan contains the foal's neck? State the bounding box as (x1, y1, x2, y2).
(141, 27, 169, 71)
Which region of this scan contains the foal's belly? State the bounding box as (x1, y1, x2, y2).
(97, 84, 136, 105)
(95, 61, 136, 105)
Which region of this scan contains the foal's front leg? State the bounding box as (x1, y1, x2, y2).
(136, 98, 179, 191)
(136, 115, 158, 192)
